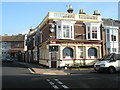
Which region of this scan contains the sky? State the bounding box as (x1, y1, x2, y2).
(1, 2, 119, 35)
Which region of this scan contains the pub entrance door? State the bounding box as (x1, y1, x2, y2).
(49, 52, 58, 68)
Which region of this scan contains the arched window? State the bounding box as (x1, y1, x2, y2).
(63, 47, 73, 59)
(88, 47, 97, 59)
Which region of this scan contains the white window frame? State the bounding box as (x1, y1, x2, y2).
(56, 21, 75, 40)
(85, 22, 101, 40)
(105, 26, 119, 54)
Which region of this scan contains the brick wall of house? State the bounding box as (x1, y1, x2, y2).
(41, 20, 86, 42)
(41, 20, 53, 42)
(74, 21, 86, 40)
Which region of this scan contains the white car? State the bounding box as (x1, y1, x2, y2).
(94, 53, 120, 73)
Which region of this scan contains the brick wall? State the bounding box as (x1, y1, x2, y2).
(74, 21, 86, 40)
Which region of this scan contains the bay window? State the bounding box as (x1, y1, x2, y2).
(56, 21, 75, 39)
(63, 25, 70, 38)
(85, 23, 101, 40)
(92, 27, 97, 39)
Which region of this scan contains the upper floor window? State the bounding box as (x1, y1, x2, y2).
(111, 35, 116, 41)
(63, 25, 70, 38)
(105, 27, 118, 42)
(106, 29, 110, 41)
(56, 21, 75, 39)
(85, 22, 101, 40)
(111, 29, 118, 41)
(92, 27, 97, 39)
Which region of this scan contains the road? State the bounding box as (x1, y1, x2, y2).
(2, 61, 120, 89)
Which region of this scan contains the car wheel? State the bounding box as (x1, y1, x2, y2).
(108, 66, 116, 73)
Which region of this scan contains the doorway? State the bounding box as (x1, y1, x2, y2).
(49, 52, 58, 68)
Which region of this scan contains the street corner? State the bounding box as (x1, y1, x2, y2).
(32, 68, 70, 75)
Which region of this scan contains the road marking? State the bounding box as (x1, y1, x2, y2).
(46, 79, 59, 89)
(46, 79, 50, 82)
(49, 81, 54, 85)
(62, 85, 69, 89)
(54, 79, 63, 84)
(54, 79, 59, 81)
(47, 79, 69, 89)
(53, 85, 59, 89)
(28, 68, 34, 74)
(54, 79, 69, 89)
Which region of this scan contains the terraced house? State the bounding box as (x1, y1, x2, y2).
(0, 34, 26, 61)
(26, 5, 107, 68)
(102, 19, 120, 55)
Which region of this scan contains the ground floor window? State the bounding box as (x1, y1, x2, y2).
(63, 47, 73, 59)
(107, 48, 110, 54)
(112, 48, 117, 53)
(78, 47, 84, 58)
(88, 47, 97, 59)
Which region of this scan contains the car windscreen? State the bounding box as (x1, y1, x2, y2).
(114, 54, 120, 60)
(102, 54, 113, 60)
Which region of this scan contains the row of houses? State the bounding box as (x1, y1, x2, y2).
(25, 6, 120, 68)
(1, 5, 120, 68)
(0, 34, 26, 61)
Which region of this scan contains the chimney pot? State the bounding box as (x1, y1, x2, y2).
(93, 10, 100, 15)
(67, 5, 74, 13)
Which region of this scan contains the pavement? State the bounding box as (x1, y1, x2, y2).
(19, 62, 95, 75)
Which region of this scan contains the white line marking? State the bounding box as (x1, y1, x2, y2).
(46, 79, 59, 89)
(53, 85, 59, 89)
(57, 81, 63, 85)
(49, 81, 54, 85)
(28, 68, 34, 74)
(46, 79, 50, 82)
(54, 79, 59, 81)
(54, 79, 63, 85)
(62, 85, 69, 89)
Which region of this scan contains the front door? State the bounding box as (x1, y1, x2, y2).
(50, 52, 58, 68)
(51, 61, 57, 68)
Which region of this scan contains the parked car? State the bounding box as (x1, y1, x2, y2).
(2, 57, 6, 62)
(94, 53, 120, 73)
(5, 57, 14, 62)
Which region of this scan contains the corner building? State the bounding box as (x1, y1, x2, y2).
(28, 6, 103, 68)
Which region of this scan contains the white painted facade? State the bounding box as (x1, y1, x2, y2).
(0, 42, 11, 59)
(105, 26, 119, 54)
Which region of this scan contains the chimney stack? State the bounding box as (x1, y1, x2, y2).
(93, 10, 100, 15)
(79, 9, 86, 14)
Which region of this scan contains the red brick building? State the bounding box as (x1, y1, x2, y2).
(0, 34, 26, 61)
(27, 6, 104, 68)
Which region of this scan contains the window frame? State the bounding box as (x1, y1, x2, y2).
(85, 23, 101, 40)
(78, 47, 84, 58)
(56, 21, 75, 40)
(88, 47, 97, 59)
(63, 47, 73, 59)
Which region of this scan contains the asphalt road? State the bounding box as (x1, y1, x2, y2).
(2, 61, 120, 89)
